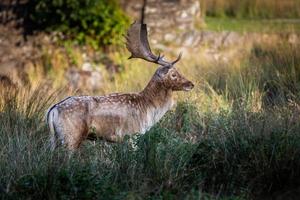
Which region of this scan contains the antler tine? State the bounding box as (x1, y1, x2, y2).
(171, 52, 182, 65)
(125, 21, 174, 67)
(155, 52, 161, 62)
(155, 53, 165, 62)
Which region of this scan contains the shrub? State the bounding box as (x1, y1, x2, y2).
(27, 0, 130, 48)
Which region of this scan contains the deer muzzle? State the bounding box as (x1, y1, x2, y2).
(183, 81, 194, 91)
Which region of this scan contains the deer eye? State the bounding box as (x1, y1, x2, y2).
(171, 73, 177, 78)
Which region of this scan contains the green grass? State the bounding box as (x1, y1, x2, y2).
(1, 96, 300, 199)
(204, 17, 300, 33)
(202, 0, 300, 19)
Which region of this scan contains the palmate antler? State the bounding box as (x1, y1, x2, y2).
(126, 21, 182, 67)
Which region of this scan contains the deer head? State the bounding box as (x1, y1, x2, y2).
(126, 21, 194, 92)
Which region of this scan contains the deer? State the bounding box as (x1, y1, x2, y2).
(46, 21, 194, 150)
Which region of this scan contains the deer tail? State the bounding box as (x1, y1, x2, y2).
(46, 105, 59, 150)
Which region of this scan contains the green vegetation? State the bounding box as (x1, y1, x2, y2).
(203, 43, 300, 106)
(202, 0, 300, 33)
(27, 0, 130, 48)
(1, 41, 300, 199)
(204, 17, 300, 33)
(202, 0, 300, 19)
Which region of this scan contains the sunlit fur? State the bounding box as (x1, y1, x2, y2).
(47, 66, 194, 149)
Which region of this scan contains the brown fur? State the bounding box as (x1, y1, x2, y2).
(47, 66, 194, 149)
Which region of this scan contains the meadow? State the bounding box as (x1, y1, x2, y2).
(204, 17, 300, 33)
(202, 0, 300, 19)
(1, 37, 300, 199)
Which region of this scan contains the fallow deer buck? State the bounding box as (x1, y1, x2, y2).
(47, 22, 194, 150)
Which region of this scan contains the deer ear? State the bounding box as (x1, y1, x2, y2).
(157, 66, 170, 77)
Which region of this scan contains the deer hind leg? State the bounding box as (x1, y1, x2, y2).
(56, 118, 88, 150)
(50, 122, 67, 149)
(67, 125, 88, 150)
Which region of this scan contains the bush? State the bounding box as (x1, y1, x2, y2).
(27, 0, 130, 48)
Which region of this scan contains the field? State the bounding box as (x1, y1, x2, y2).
(204, 17, 300, 33)
(202, 0, 300, 33)
(1, 38, 300, 199)
(202, 0, 300, 19)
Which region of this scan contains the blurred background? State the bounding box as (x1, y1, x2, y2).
(1, 1, 300, 199)
(0, 0, 299, 95)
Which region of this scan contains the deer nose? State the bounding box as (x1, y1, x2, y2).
(183, 81, 194, 91)
(190, 82, 194, 89)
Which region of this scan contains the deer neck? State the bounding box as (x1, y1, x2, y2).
(139, 78, 173, 134)
(140, 78, 173, 109)
(138, 78, 174, 134)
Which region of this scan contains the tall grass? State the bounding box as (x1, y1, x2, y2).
(1, 41, 300, 199)
(203, 0, 300, 19)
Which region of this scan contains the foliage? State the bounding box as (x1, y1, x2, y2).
(27, 0, 130, 48)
